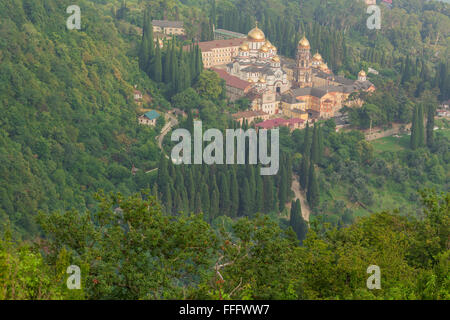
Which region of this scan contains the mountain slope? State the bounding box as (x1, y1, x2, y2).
(0, 0, 162, 236)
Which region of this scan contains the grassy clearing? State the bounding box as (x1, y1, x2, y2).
(436, 128, 450, 139)
(371, 134, 410, 153)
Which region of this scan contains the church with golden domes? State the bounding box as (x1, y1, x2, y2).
(227, 23, 290, 95)
(199, 24, 375, 120)
(276, 33, 375, 119)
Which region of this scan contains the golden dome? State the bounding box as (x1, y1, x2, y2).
(248, 78, 254, 83)
(239, 43, 249, 51)
(320, 63, 328, 70)
(260, 45, 269, 52)
(313, 52, 322, 61)
(272, 56, 280, 62)
(358, 70, 367, 77)
(265, 41, 274, 49)
(248, 26, 265, 41)
(258, 77, 266, 83)
(298, 36, 310, 48)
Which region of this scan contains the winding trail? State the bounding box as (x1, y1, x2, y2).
(157, 113, 178, 151)
(145, 113, 178, 173)
(289, 174, 310, 222)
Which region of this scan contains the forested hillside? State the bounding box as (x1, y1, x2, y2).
(1, 189, 448, 299)
(0, 0, 166, 237)
(0, 0, 448, 300)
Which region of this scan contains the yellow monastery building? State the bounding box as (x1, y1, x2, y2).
(199, 25, 375, 122)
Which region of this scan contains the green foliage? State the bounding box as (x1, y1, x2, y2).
(0, 0, 164, 236)
(37, 191, 217, 299)
(194, 70, 225, 102)
(0, 225, 65, 299)
(2, 189, 446, 300)
(155, 155, 293, 220)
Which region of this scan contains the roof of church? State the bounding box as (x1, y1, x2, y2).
(211, 67, 252, 90)
(255, 118, 304, 129)
(240, 65, 276, 76)
(333, 75, 355, 86)
(353, 80, 375, 91)
(232, 110, 268, 119)
(281, 92, 307, 104)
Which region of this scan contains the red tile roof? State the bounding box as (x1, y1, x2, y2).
(255, 118, 304, 129)
(232, 110, 268, 119)
(211, 68, 252, 91)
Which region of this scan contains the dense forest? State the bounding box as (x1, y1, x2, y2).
(1, 189, 448, 299)
(0, 0, 448, 300)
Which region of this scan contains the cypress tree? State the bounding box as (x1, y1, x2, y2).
(286, 155, 293, 195)
(263, 176, 273, 213)
(255, 172, 264, 213)
(239, 178, 251, 217)
(410, 105, 419, 150)
(163, 182, 172, 213)
(210, 187, 220, 221)
(201, 179, 210, 215)
(194, 192, 202, 214)
(310, 123, 319, 164)
(230, 168, 239, 217)
(246, 165, 256, 211)
(172, 55, 179, 95)
(219, 172, 230, 215)
(294, 199, 307, 242)
(186, 169, 196, 211)
(195, 43, 203, 77)
(318, 125, 324, 164)
(300, 122, 311, 189)
(303, 122, 311, 157)
(174, 168, 185, 194)
(300, 156, 309, 190)
(289, 200, 297, 229)
(163, 42, 172, 84)
(139, 10, 151, 72)
(278, 164, 287, 211)
(143, 11, 155, 76)
(152, 39, 162, 82)
(307, 163, 319, 208)
(157, 154, 169, 194)
(426, 104, 435, 149)
(152, 183, 158, 199)
(417, 104, 425, 147)
(173, 192, 182, 214)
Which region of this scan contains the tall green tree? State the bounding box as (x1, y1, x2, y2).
(230, 168, 239, 218)
(290, 199, 307, 242)
(255, 172, 264, 213)
(417, 104, 425, 147)
(263, 176, 274, 213)
(152, 39, 162, 82)
(201, 180, 210, 215)
(426, 104, 435, 149)
(310, 123, 319, 164)
(410, 105, 419, 150)
(300, 156, 309, 190)
(307, 164, 319, 208)
(239, 178, 251, 217)
(219, 172, 230, 215)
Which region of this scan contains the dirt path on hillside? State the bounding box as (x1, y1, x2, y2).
(287, 174, 310, 222)
(157, 113, 178, 151)
(145, 113, 178, 173)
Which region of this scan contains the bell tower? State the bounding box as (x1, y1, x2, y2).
(294, 35, 312, 88)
